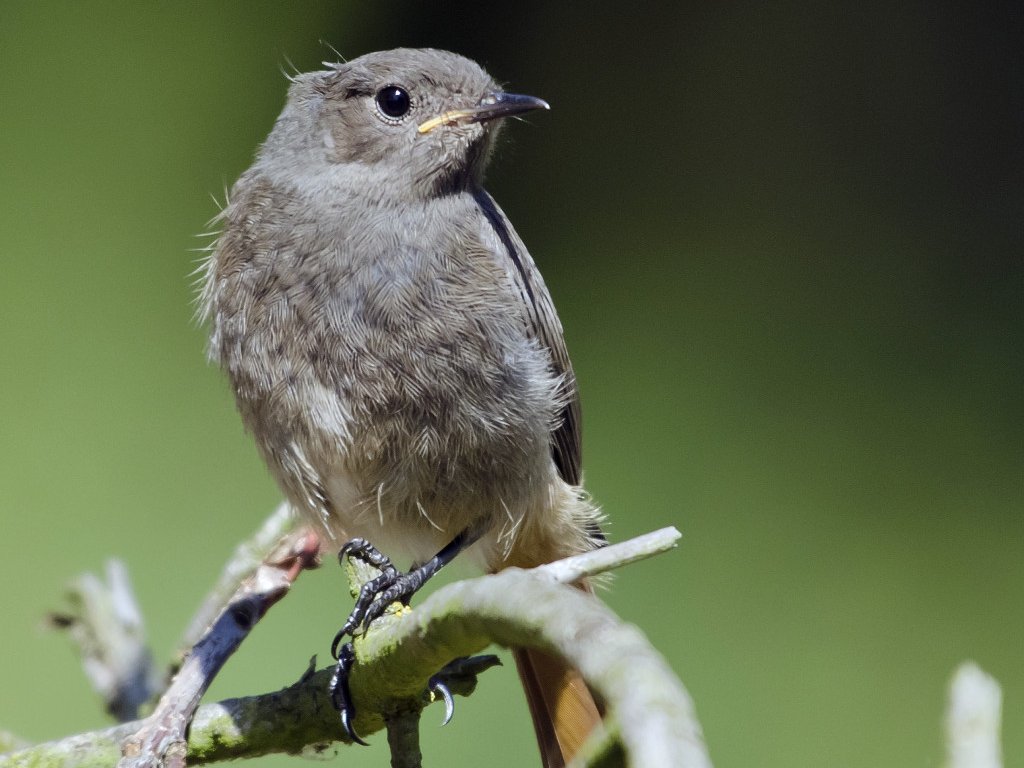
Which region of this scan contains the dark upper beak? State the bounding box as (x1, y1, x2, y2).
(468, 92, 550, 123)
(417, 92, 550, 134)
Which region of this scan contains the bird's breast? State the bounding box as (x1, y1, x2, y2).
(211, 185, 562, 537)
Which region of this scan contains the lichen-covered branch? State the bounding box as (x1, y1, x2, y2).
(2, 527, 705, 768)
(0, 667, 341, 768)
(349, 534, 710, 768)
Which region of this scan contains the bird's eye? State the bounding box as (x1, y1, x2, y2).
(375, 86, 411, 120)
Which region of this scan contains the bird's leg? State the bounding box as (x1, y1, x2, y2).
(328, 524, 487, 742)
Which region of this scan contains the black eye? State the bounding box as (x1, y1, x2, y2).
(375, 86, 411, 119)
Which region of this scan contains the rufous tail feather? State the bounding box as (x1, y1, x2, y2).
(512, 646, 603, 768)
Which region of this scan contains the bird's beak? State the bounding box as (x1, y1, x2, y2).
(417, 92, 550, 134)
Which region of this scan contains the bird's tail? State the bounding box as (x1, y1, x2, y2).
(512, 646, 604, 768)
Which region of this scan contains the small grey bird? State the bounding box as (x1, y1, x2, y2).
(201, 48, 603, 766)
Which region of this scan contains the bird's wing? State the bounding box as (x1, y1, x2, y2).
(472, 187, 582, 487)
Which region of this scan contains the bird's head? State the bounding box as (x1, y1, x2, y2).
(256, 48, 548, 202)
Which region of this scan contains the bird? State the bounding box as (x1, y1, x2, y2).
(200, 47, 605, 767)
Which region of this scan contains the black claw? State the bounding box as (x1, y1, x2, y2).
(339, 538, 398, 573)
(330, 627, 346, 661)
(340, 707, 368, 747)
(429, 676, 456, 726)
(328, 642, 369, 746)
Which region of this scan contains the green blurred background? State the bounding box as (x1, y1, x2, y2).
(1, 2, 1020, 766)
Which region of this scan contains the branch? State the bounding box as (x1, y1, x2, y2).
(119, 529, 320, 768)
(174, 502, 298, 661)
(0, 668, 346, 767)
(535, 526, 682, 583)
(3, 527, 699, 767)
(0, 656, 494, 768)
(347, 528, 710, 768)
(48, 559, 161, 721)
(50, 503, 304, 719)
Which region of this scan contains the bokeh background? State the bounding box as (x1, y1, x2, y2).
(1, 2, 1020, 766)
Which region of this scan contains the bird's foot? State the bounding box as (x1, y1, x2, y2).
(329, 639, 502, 742)
(328, 532, 484, 742)
(331, 537, 443, 652)
(426, 655, 503, 726)
(328, 537, 436, 744)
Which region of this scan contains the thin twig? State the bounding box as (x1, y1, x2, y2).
(174, 501, 300, 662)
(118, 530, 320, 768)
(535, 526, 681, 584)
(48, 559, 161, 721)
(50, 503, 305, 722)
